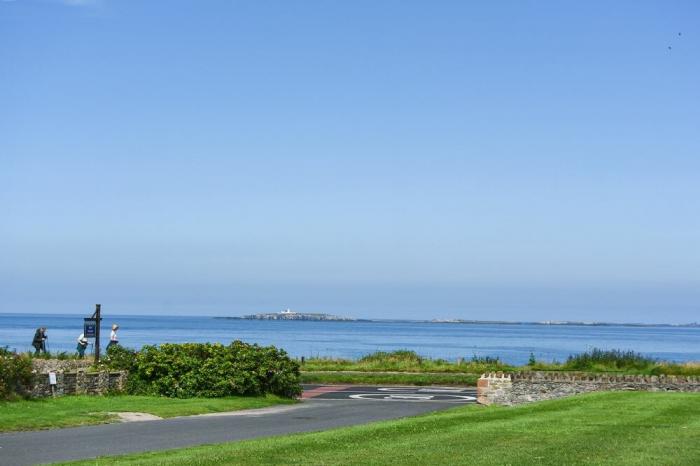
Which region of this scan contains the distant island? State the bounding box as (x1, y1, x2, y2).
(214, 312, 698, 327)
(216, 308, 362, 322)
(429, 319, 699, 328)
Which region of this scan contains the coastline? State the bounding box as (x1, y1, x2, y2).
(213, 316, 699, 328)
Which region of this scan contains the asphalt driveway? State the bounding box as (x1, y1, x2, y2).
(0, 385, 477, 466)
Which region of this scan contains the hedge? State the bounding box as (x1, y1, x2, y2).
(106, 341, 301, 398)
(0, 348, 33, 400)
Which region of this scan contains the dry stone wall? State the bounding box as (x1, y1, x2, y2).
(478, 371, 700, 405)
(31, 359, 92, 374)
(30, 359, 126, 398)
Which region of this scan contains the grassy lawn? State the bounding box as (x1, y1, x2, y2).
(63, 391, 700, 465)
(0, 395, 294, 432)
(301, 371, 479, 386)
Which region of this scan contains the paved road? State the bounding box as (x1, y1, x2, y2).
(0, 385, 476, 466)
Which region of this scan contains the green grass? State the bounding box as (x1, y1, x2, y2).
(0, 395, 294, 432)
(528, 360, 700, 376)
(62, 391, 700, 465)
(302, 350, 513, 374)
(301, 371, 479, 386)
(303, 350, 700, 376)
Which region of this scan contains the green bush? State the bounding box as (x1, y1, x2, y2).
(107, 342, 301, 399)
(0, 348, 34, 400)
(105, 345, 138, 372)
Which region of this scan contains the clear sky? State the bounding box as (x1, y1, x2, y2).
(2, 1, 699, 322)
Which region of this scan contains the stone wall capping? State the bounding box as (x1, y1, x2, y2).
(31, 359, 93, 375)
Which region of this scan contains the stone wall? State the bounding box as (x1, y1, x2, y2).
(30, 359, 126, 398)
(31, 370, 127, 398)
(477, 372, 512, 405)
(477, 371, 700, 405)
(31, 359, 92, 374)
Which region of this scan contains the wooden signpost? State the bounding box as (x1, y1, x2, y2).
(90, 304, 102, 364)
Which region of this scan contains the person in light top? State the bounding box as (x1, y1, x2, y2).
(107, 324, 119, 349)
(76, 332, 89, 357)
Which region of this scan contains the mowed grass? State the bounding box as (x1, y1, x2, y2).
(64, 391, 700, 466)
(0, 395, 294, 432)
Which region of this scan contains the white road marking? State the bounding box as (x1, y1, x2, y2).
(377, 387, 424, 392)
(306, 390, 474, 396)
(376, 387, 472, 394)
(417, 388, 470, 393)
(388, 394, 435, 400)
(349, 393, 476, 403)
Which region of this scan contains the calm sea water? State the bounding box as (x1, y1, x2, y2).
(1, 313, 698, 365)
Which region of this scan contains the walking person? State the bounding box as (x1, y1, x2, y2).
(107, 324, 119, 350)
(76, 332, 89, 357)
(32, 327, 47, 355)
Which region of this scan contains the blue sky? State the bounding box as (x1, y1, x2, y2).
(2, 1, 699, 322)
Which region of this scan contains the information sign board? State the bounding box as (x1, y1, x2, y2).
(84, 318, 97, 339)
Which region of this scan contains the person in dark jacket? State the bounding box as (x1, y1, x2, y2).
(32, 327, 47, 355)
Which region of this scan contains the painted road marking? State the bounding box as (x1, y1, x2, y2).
(301, 385, 353, 399)
(301, 385, 477, 403)
(417, 388, 470, 393)
(349, 393, 476, 403)
(376, 387, 471, 394)
(376, 387, 426, 392)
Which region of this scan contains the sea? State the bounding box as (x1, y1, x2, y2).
(1, 313, 699, 365)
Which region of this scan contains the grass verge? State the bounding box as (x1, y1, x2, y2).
(0, 395, 294, 432)
(302, 350, 513, 373)
(301, 371, 479, 386)
(301, 349, 700, 376)
(62, 391, 700, 465)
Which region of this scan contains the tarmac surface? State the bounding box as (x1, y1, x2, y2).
(0, 385, 476, 466)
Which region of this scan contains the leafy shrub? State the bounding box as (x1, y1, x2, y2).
(0, 348, 34, 400)
(107, 341, 301, 399)
(565, 348, 655, 371)
(105, 345, 138, 372)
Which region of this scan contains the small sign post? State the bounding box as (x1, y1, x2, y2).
(49, 371, 57, 397)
